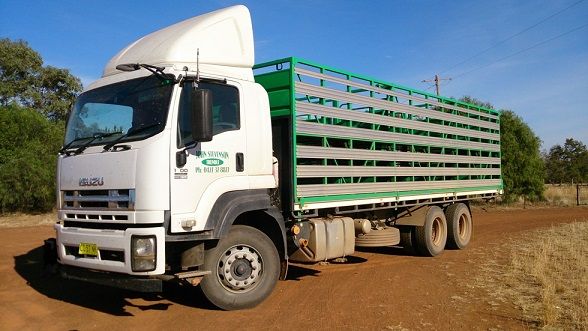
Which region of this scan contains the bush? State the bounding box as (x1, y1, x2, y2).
(0, 105, 64, 212)
(500, 110, 545, 202)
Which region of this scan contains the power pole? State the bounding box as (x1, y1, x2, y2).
(422, 74, 452, 95)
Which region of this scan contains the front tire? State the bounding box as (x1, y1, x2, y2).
(200, 225, 280, 310)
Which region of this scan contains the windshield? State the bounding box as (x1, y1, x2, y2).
(64, 75, 174, 148)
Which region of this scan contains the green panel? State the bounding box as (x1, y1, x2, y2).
(267, 89, 291, 110)
(255, 70, 291, 90)
(268, 108, 291, 117)
(254, 60, 293, 115)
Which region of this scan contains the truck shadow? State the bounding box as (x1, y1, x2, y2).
(13, 245, 408, 315)
(286, 264, 321, 281)
(13, 245, 219, 315)
(355, 245, 418, 256)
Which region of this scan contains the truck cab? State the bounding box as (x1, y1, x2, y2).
(54, 5, 285, 310)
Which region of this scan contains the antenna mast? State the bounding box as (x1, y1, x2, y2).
(196, 48, 200, 83)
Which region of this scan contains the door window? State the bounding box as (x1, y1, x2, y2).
(178, 81, 240, 147)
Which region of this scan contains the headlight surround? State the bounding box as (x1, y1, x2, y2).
(131, 235, 156, 272)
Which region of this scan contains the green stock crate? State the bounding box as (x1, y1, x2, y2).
(254, 57, 502, 213)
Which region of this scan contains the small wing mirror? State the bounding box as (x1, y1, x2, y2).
(176, 150, 188, 168)
(191, 88, 213, 142)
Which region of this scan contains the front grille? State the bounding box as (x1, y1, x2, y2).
(62, 189, 135, 210)
(64, 213, 129, 221)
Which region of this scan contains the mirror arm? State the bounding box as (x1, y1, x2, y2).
(183, 141, 197, 151)
(175, 74, 184, 85)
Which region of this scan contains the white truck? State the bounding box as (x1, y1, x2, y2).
(45, 5, 502, 310)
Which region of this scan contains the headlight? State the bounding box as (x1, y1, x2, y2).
(131, 235, 156, 272)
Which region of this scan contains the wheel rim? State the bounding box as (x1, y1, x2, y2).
(431, 217, 444, 246)
(458, 214, 469, 240)
(217, 244, 263, 293)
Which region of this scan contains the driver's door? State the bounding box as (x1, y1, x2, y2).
(170, 80, 248, 233)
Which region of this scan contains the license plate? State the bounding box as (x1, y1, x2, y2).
(78, 242, 98, 256)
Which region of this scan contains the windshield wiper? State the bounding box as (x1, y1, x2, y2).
(115, 63, 177, 83)
(103, 123, 161, 151)
(60, 131, 123, 156)
(59, 137, 90, 155)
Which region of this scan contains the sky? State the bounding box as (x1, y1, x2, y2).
(1, 0, 587, 149)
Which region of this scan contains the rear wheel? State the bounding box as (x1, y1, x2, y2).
(399, 226, 416, 254)
(445, 203, 472, 249)
(200, 225, 280, 310)
(414, 206, 447, 257)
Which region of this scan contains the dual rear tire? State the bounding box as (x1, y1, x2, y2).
(414, 206, 448, 256)
(445, 203, 472, 249)
(401, 203, 472, 256)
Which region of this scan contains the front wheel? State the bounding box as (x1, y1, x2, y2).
(200, 225, 280, 310)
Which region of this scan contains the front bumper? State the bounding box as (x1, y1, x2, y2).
(54, 224, 166, 275)
(59, 265, 162, 292)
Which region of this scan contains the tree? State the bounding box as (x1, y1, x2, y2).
(0, 38, 82, 121)
(460, 95, 494, 110)
(0, 104, 64, 212)
(543, 144, 566, 184)
(544, 138, 588, 184)
(460, 97, 545, 202)
(499, 110, 545, 202)
(0, 39, 82, 213)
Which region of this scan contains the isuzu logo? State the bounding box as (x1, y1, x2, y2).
(79, 177, 104, 186)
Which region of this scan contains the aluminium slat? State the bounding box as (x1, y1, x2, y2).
(296, 165, 501, 178)
(297, 145, 501, 164)
(297, 179, 502, 197)
(297, 101, 499, 141)
(297, 121, 501, 152)
(295, 67, 500, 120)
(296, 82, 499, 132)
(296, 102, 499, 141)
(295, 83, 497, 132)
(294, 67, 499, 121)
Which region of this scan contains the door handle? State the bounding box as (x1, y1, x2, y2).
(236, 153, 244, 172)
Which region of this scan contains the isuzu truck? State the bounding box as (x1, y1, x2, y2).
(46, 5, 502, 310)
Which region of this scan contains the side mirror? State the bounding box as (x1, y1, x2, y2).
(191, 88, 213, 142)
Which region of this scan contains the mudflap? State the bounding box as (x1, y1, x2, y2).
(42, 238, 58, 275)
(280, 259, 288, 280)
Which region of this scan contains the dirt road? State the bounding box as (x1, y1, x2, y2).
(1, 207, 586, 330)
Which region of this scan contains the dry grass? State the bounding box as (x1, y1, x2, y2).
(476, 221, 588, 330)
(0, 212, 55, 228)
(544, 184, 588, 206)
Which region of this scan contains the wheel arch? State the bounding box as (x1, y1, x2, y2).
(233, 209, 287, 264)
(206, 189, 287, 262)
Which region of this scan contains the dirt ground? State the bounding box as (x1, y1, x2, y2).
(1, 207, 587, 331)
